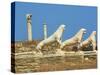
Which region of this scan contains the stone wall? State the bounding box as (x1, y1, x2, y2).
(11, 40, 97, 73)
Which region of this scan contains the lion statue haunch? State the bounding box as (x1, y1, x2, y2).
(81, 31, 97, 51)
(36, 24, 66, 51)
(60, 28, 86, 50)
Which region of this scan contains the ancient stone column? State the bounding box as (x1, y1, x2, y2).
(43, 22, 47, 40)
(26, 14, 32, 41)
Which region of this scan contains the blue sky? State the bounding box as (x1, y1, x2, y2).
(13, 2, 97, 41)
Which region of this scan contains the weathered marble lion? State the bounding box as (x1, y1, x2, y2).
(60, 28, 86, 50)
(81, 31, 97, 51)
(36, 24, 65, 51)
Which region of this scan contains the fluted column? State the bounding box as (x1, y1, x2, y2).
(26, 14, 32, 41)
(43, 22, 47, 40)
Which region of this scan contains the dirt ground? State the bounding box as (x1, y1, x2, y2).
(13, 55, 97, 73)
(11, 41, 97, 73)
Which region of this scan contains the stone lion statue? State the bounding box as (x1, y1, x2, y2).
(60, 28, 86, 50)
(81, 31, 97, 51)
(36, 24, 66, 51)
